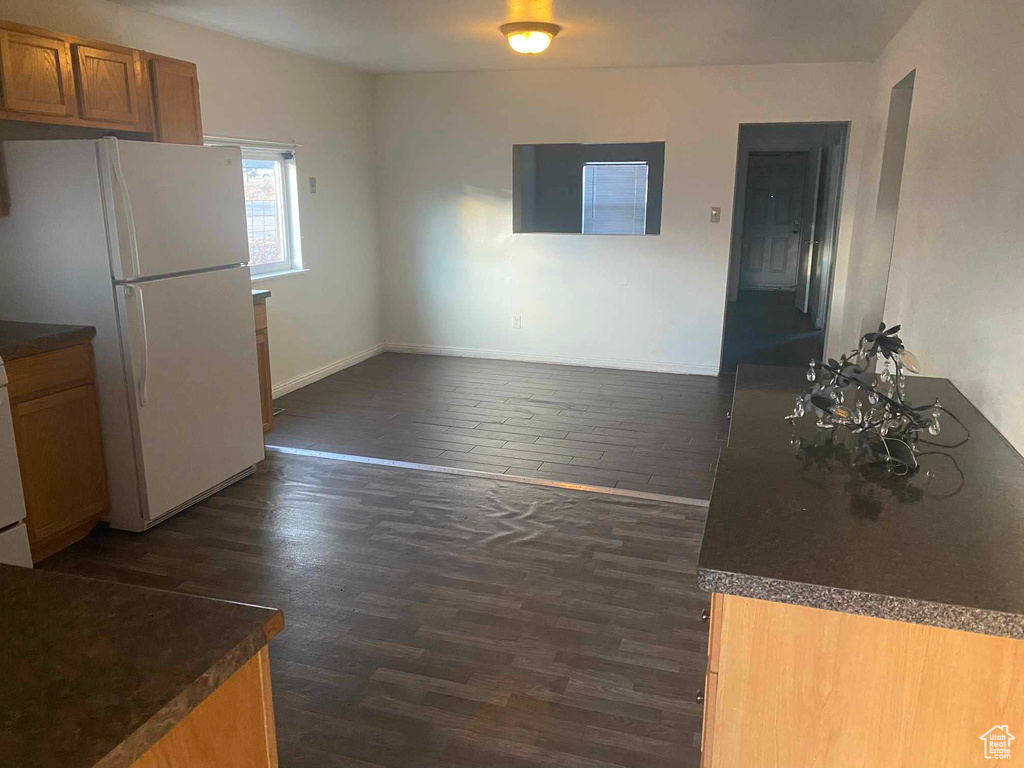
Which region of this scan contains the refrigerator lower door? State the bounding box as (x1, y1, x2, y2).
(116, 266, 264, 524)
(102, 138, 250, 281)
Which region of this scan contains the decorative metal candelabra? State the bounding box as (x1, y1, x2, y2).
(787, 323, 966, 467)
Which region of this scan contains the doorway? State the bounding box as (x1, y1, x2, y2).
(721, 122, 849, 372)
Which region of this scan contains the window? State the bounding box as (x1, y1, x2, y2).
(582, 162, 649, 235)
(511, 142, 664, 235)
(206, 138, 303, 278)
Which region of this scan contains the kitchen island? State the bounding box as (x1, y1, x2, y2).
(697, 365, 1024, 767)
(0, 564, 283, 767)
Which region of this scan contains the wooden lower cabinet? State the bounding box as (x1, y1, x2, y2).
(701, 593, 1024, 767)
(7, 340, 108, 561)
(254, 298, 273, 434)
(132, 646, 278, 768)
(699, 670, 717, 768)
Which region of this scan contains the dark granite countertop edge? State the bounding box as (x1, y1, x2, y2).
(697, 567, 1024, 640)
(95, 609, 283, 768)
(0, 323, 96, 362)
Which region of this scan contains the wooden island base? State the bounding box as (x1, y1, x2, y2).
(132, 647, 278, 768)
(702, 594, 1024, 767)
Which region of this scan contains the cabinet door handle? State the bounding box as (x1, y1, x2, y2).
(696, 688, 705, 704)
(701, 607, 711, 623)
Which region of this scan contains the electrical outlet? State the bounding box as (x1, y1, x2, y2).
(710, 206, 721, 223)
(308, 177, 317, 194)
(512, 315, 522, 330)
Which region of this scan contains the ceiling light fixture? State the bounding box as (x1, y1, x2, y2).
(499, 21, 562, 55)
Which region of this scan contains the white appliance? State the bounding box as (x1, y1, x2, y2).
(0, 138, 264, 532)
(0, 354, 33, 566)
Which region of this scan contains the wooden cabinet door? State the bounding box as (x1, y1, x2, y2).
(148, 54, 203, 145)
(12, 383, 108, 555)
(253, 301, 274, 434)
(700, 671, 718, 767)
(72, 43, 140, 126)
(255, 328, 273, 434)
(0, 28, 75, 117)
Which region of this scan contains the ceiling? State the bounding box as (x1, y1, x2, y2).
(111, 0, 924, 74)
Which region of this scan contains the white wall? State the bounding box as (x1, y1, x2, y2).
(843, 0, 1024, 451)
(374, 64, 872, 374)
(0, 0, 383, 393)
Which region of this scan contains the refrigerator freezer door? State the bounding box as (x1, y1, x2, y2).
(104, 138, 250, 281)
(117, 266, 264, 522)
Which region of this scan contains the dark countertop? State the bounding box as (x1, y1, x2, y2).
(698, 364, 1024, 639)
(0, 320, 96, 362)
(0, 564, 283, 768)
(252, 289, 271, 304)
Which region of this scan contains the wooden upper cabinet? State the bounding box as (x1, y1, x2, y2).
(0, 27, 75, 117)
(0, 19, 202, 142)
(71, 43, 141, 126)
(147, 54, 203, 145)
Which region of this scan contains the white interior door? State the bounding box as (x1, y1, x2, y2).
(106, 139, 249, 280)
(118, 266, 264, 521)
(739, 152, 808, 290)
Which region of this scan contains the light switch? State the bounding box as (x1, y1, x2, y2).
(308, 177, 317, 194)
(710, 206, 721, 223)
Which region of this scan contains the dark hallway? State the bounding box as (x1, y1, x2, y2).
(721, 290, 824, 373)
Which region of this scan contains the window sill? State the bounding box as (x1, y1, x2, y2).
(250, 268, 310, 282)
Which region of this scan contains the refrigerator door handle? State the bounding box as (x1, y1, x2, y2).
(125, 285, 150, 406)
(110, 141, 142, 280)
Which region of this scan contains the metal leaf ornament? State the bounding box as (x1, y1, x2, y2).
(787, 322, 964, 469)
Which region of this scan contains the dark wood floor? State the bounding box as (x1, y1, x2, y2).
(43, 451, 710, 768)
(721, 290, 824, 373)
(271, 353, 733, 500)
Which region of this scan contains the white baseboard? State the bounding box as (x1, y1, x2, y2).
(272, 343, 386, 398)
(383, 342, 720, 376)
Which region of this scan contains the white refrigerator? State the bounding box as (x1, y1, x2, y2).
(0, 138, 265, 532)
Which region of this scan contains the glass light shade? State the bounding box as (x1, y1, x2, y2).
(500, 22, 561, 55)
(899, 348, 921, 373)
(507, 30, 552, 54)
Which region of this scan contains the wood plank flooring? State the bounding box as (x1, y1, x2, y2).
(271, 353, 734, 500)
(42, 452, 711, 768)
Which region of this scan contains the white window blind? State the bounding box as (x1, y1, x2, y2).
(582, 162, 649, 235)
